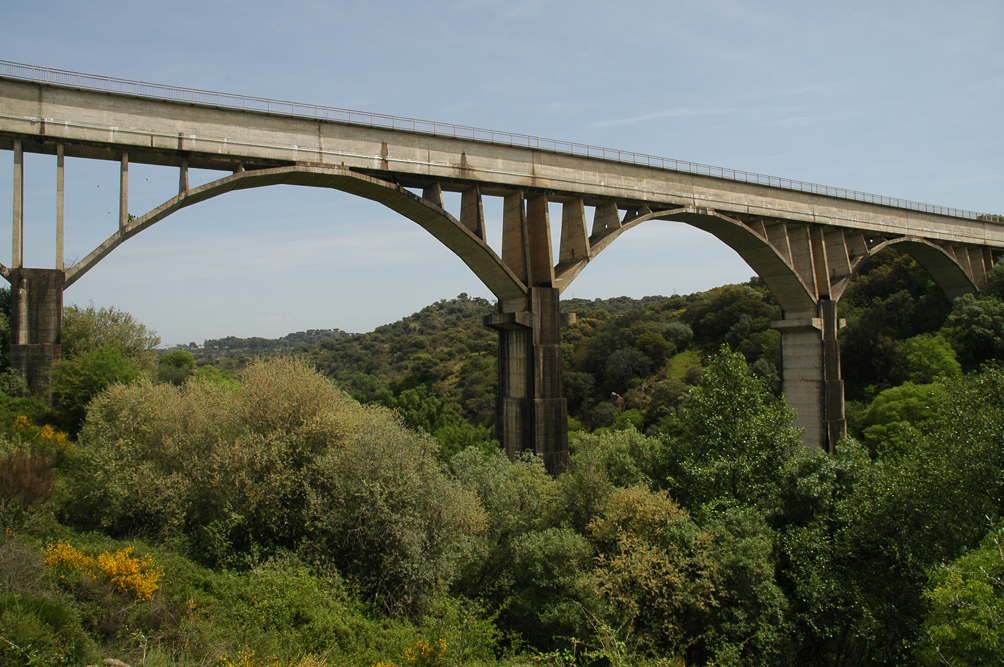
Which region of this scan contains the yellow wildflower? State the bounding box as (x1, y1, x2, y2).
(96, 546, 163, 600)
(43, 541, 96, 578)
(43, 541, 162, 599)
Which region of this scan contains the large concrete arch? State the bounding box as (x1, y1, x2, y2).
(560, 206, 818, 314)
(63, 165, 528, 304)
(849, 236, 979, 302)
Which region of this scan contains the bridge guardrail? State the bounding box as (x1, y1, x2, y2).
(0, 59, 987, 222)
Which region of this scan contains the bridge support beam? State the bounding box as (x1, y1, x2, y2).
(773, 301, 846, 452)
(10, 269, 63, 397)
(486, 287, 570, 474)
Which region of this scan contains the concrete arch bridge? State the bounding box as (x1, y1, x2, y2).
(1, 61, 1001, 473)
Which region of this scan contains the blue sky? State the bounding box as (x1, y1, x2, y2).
(1, 1, 1002, 345)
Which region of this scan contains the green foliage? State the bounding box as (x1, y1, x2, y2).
(858, 382, 943, 456)
(212, 556, 411, 660)
(558, 429, 664, 533)
(0, 527, 438, 666)
(378, 384, 465, 434)
(48, 346, 140, 431)
(61, 303, 160, 372)
(891, 332, 961, 384)
(67, 357, 357, 559)
(316, 295, 498, 427)
(676, 284, 779, 353)
(839, 249, 953, 399)
(699, 506, 787, 665)
(773, 366, 1004, 665)
(667, 346, 801, 511)
(0, 593, 98, 666)
(586, 486, 716, 660)
(433, 422, 495, 463)
(0, 395, 57, 437)
(603, 348, 652, 394)
(157, 349, 196, 386)
(308, 411, 486, 616)
(941, 292, 1004, 369)
(981, 258, 1004, 299)
(450, 449, 595, 649)
(193, 363, 240, 387)
(21, 267, 1004, 664)
(919, 525, 1004, 666)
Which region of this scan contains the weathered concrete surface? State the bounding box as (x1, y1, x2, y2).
(9, 268, 62, 396)
(2, 78, 1002, 249)
(486, 288, 569, 474)
(772, 301, 846, 452)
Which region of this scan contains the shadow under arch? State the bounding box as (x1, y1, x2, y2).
(61, 165, 528, 304)
(840, 236, 978, 302)
(559, 206, 818, 313)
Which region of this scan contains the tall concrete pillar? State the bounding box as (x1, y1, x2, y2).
(486, 287, 570, 474)
(10, 268, 63, 396)
(772, 301, 846, 452)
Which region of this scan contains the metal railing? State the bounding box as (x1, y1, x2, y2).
(0, 59, 990, 221)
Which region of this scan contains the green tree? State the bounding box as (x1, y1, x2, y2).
(941, 293, 1004, 369)
(891, 332, 961, 384)
(61, 304, 160, 372)
(310, 414, 486, 617)
(157, 350, 196, 386)
(49, 346, 140, 431)
(586, 486, 717, 660)
(603, 347, 651, 393)
(858, 382, 944, 457)
(919, 525, 1004, 666)
(667, 346, 801, 511)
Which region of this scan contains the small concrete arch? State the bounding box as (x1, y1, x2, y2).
(561, 205, 818, 314)
(61, 165, 528, 304)
(849, 236, 978, 302)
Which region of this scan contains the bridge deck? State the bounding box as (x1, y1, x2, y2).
(0, 62, 1000, 249)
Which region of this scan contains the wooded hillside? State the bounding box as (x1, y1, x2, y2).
(2, 248, 1004, 666)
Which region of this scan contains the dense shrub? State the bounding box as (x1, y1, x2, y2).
(307, 411, 486, 616)
(49, 346, 140, 431)
(68, 357, 485, 618)
(61, 303, 160, 372)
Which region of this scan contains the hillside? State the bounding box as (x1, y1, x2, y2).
(3, 247, 1004, 665)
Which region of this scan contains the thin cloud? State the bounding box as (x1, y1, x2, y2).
(932, 174, 1004, 187)
(970, 76, 1004, 91)
(591, 107, 740, 128)
(772, 115, 827, 127)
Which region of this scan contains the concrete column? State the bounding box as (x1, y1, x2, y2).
(460, 187, 486, 241)
(56, 145, 64, 271)
(12, 140, 23, 270)
(772, 302, 846, 452)
(486, 287, 570, 474)
(9, 268, 63, 397)
(179, 157, 189, 194)
(820, 300, 847, 449)
(119, 152, 129, 230)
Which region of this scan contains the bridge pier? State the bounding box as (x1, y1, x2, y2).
(773, 300, 845, 452)
(486, 287, 570, 474)
(9, 268, 63, 396)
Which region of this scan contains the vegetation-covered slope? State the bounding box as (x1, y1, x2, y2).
(5, 250, 1004, 665)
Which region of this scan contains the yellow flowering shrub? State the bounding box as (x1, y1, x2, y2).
(12, 415, 72, 451)
(43, 541, 163, 600)
(373, 638, 449, 667)
(43, 540, 96, 578)
(218, 650, 326, 667)
(96, 546, 162, 599)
